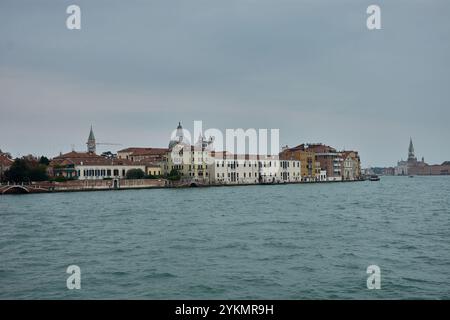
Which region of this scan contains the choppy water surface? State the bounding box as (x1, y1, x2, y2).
(1, 176, 449, 299)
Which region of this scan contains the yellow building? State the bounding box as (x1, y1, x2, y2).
(145, 163, 162, 177)
(279, 145, 319, 181)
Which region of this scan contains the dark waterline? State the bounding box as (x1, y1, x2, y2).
(1, 176, 449, 299)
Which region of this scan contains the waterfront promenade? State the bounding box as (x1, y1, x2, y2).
(0, 177, 364, 194)
(0, 179, 167, 194)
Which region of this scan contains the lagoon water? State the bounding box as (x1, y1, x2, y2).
(1, 176, 449, 299)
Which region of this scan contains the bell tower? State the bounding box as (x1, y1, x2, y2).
(87, 125, 96, 154)
(408, 137, 416, 162)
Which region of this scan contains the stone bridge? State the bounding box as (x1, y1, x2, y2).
(0, 184, 50, 194)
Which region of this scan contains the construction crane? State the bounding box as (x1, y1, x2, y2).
(95, 142, 123, 147)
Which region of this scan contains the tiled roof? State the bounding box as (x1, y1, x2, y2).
(0, 154, 14, 166)
(134, 159, 162, 167)
(117, 147, 168, 155)
(51, 151, 136, 166)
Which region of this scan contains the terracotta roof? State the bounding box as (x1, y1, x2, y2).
(53, 151, 100, 159)
(0, 154, 13, 166)
(134, 159, 162, 167)
(51, 151, 137, 166)
(209, 152, 280, 161)
(117, 147, 168, 155)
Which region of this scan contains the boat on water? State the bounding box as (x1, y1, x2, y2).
(409, 175, 414, 178)
(369, 175, 380, 181)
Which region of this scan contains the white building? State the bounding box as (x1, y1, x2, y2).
(318, 169, 327, 181)
(208, 154, 301, 185)
(50, 151, 146, 181)
(76, 162, 146, 180)
(164, 122, 302, 185)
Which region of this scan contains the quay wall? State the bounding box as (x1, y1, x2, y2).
(47, 179, 167, 191)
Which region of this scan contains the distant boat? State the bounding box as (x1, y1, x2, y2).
(369, 175, 380, 181)
(409, 175, 414, 178)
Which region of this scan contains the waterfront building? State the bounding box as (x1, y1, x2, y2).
(207, 153, 300, 185)
(382, 167, 395, 176)
(394, 138, 450, 175)
(281, 144, 362, 181)
(209, 153, 260, 185)
(117, 147, 168, 163)
(49, 127, 149, 180)
(163, 123, 214, 183)
(279, 145, 319, 181)
(318, 169, 327, 181)
(280, 143, 345, 181)
(395, 160, 409, 175)
(136, 160, 162, 177)
(341, 151, 361, 181)
(395, 138, 427, 175)
(164, 122, 301, 185)
(49, 151, 145, 180)
(279, 158, 302, 183)
(305, 144, 342, 181)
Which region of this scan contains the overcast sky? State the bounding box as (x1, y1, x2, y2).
(1, 0, 449, 167)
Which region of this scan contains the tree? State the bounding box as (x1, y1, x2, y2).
(4, 157, 48, 182)
(39, 156, 50, 166)
(126, 168, 145, 179)
(167, 169, 181, 181)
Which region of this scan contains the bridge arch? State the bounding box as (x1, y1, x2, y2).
(1, 185, 30, 194)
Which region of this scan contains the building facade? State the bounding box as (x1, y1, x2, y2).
(208, 154, 301, 185)
(117, 147, 168, 163)
(279, 145, 319, 181)
(50, 151, 146, 180)
(395, 138, 450, 175)
(164, 122, 301, 185)
(341, 151, 361, 181)
(305, 144, 342, 181)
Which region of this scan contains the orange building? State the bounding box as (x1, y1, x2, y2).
(279, 144, 319, 181)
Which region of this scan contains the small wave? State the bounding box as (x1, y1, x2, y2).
(144, 272, 177, 280)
